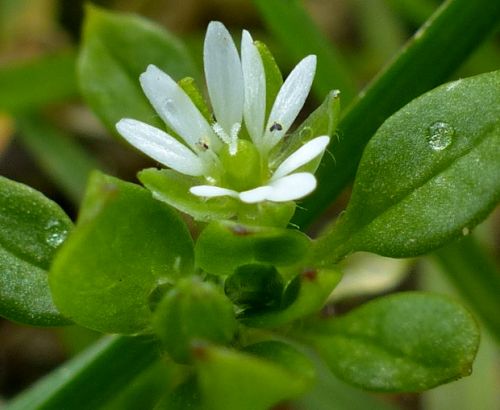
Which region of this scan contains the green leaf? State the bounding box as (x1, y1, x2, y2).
(195, 221, 311, 277)
(0, 176, 72, 326)
(6, 335, 161, 410)
(194, 343, 311, 410)
(316, 71, 500, 261)
(78, 5, 197, 134)
(242, 340, 315, 387)
(295, 0, 500, 228)
(0, 51, 77, 112)
(241, 268, 341, 328)
(49, 171, 194, 334)
(303, 292, 479, 392)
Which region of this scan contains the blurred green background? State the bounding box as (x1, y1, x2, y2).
(0, 1, 498, 409)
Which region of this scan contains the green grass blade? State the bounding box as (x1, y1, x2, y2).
(252, 0, 356, 103)
(6, 335, 161, 410)
(294, 0, 500, 227)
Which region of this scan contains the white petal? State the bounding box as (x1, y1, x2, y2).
(271, 136, 330, 181)
(140, 65, 220, 151)
(241, 30, 266, 144)
(239, 186, 273, 204)
(262, 55, 317, 151)
(190, 185, 239, 199)
(204, 21, 244, 135)
(116, 119, 204, 176)
(266, 173, 317, 202)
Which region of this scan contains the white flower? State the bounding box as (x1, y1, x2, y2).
(116, 21, 330, 204)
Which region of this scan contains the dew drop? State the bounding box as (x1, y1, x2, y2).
(462, 227, 470, 236)
(299, 126, 313, 140)
(427, 121, 454, 151)
(44, 220, 68, 247)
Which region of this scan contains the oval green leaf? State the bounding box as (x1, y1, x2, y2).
(49, 172, 194, 334)
(78, 5, 197, 134)
(304, 292, 479, 392)
(0, 176, 72, 326)
(195, 221, 311, 277)
(317, 70, 500, 261)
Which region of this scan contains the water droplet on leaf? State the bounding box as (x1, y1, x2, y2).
(44, 220, 68, 247)
(427, 121, 454, 151)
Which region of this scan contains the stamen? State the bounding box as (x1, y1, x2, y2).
(212, 122, 231, 145)
(229, 122, 241, 155)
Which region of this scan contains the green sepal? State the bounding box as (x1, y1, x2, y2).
(316, 70, 500, 262)
(195, 221, 311, 276)
(255, 40, 283, 120)
(241, 267, 341, 328)
(270, 89, 341, 170)
(138, 168, 239, 222)
(193, 343, 311, 410)
(302, 292, 479, 392)
(153, 277, 237, 363)
(49, 171, 194, 334)
(0, 176, 72, 326)
(78, 5, 197, 135)
(178, 77, 212, 122)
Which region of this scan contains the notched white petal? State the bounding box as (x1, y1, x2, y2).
(139, 65, 220, 151)
(266, 172, 317, 202)
(116, 119, 204, 177)
(190, 185, 239, 199)
(263, 55, 317, 151)
(271, 136, 330, 180)
(241, 30, 266, 144)
(239, 186, 273, 204)
(204, 21, 244, 135)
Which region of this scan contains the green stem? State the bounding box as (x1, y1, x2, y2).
(6, 335, 161, 410)
(294, 0, 500, 227)
(432, 236, 500, 344)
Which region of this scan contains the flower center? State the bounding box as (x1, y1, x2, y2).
(219, 139, 263, 191)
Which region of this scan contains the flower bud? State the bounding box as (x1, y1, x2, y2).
(153, 277, 237, 363)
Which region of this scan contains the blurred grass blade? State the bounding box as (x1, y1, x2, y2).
(252, 0, 356, 102)
(16, 114, 103, 205)
(0, 51, 77, 113)
(294, 0, 500, 227)
(6, 335, 160, 410)
(352, 0, 406, 62)
(385, 0, 435, 25)
(432, 236, 500, 344)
